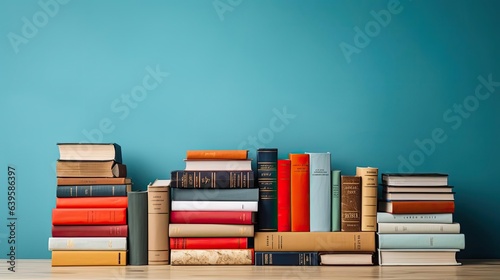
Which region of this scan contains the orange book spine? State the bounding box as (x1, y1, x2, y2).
(56, 197, 128, 208)
(391, 201, 455, 214)
(186, 150, 248, 160)
(289, 154, 310, 232)
(52, 208, 127, 225)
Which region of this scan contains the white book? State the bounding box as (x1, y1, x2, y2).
(48, 237, 127, 251)
(184, 159, 252, 171)
(377, 223, 461, 234)
(376, 212, 453, 223)
(378, 249, 461, 266)
(306, 152, 331, 232)
(171, 201, 258, 212)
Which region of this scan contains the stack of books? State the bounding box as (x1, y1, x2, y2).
(377, 173, 465, 266)
(49, 143, 130, 266)
(168, 150, 258, 265)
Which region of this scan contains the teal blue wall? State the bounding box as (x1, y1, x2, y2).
(1, 0, 499, 259)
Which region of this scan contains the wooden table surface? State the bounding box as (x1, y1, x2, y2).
(1, 259, 499, 280)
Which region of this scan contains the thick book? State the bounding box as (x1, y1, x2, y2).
(382, 192, 455, 201)
(51, 208, 127, 225)
(170, 170, 254, 189)
(256, 148, 278, 231)
(254, 232, 376, 252)
(169, 224, 254, 237)
(377, 223, 461, 234)
(170, 211, 256, 224)
(331, 170, 341, 232)
(171, 188, 259, 201)
(57, 143, 122, 163)
(289, 153, 310, 232)
(147, 179, 170, 265)
(341, 176, 361, 232)
(170, 237, 252, 249)
(378, 249, 461, 266)
(57, 177, 131, 186)
(382, 173, 448, 186)
(356, 167, 378, 232)
(307, 152, 331, 232)
(171, 201, 258, 212)
(55, 197, 128, 208)
(378, 201, 455, 214)
(170, 249, 254, 265)
(128, 191, 148, 265)
(377, 233, 465, 249)
(184, 159, 252, 171)
(51, 225, 128, 237)
(48, 237, 127, 251)
(277, 159, 291, 232)
(56, 185, 131, 197)
(382, 185, 453, 193)
(255, 252, 318, 266)
(376, 212, 453, 224)
(319, 252, 374, 265)
(56, 160, 127, 178)
(51, 251, 127, 266)
(186, 150, 248, 160)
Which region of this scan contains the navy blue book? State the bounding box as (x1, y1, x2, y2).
(56, 185, 131, 197)
(255, 252, 319, 266)
(256, 148, 278, 232)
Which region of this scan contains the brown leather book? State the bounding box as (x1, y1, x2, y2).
(341, 176, 361, 232)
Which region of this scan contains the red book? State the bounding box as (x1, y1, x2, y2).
(52, 225, 128, 237)
(277, 159, 291, 232)
(56, 197, 128, 208)
(289, 154, 310, 232)
(170, 237, 251, 249)
(170, 211, 255, 224)
(378, 201, 455, 214)
(52, 208, 127, 225)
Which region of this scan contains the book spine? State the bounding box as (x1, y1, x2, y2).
(171, 188, 259, 201)
(170, 249, 254, 265)
(277, 159, 291, 232)
(170, 170, 254, 189)
(289, 154, 310, 232)
(376, 213, 454, 223)
(308, 153, 331, 232)
(127, 191, 148, 265)
(331, 170, 341, 231)
(254, 232, 375, 252)
(51, 208, 127, 225)
(377, 234, 465, 249)
(377, 223, 461, 234)
(341, 176, 361, 232)
(256, 148, 278, 231)
(148, 185, 170, 265)
(57, 178, 131, 186)
(186, 150, 248, 160)
(169, 224, 254, 237)
(51, 225, 128, 237)
(170, 211, 255, 224)
(55, 197, 128, 208)
(255, 252, 319, 266)
(381, 201, 455, 214)
(56, 185, 130, 197)
(51, 251, 127, 266)
(356, 167, 378, 232)
(169, 237, 250, 249)
(48, 237, 127, 251)
(171, 201, 258, 212)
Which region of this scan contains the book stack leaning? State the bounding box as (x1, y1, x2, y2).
(377, 173, 465, 265)
(169, 150, 257, 265)
(50, 143, 129, 266)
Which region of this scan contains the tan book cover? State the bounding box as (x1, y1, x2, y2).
(51, 251, 127, 266)
(148, 179, 170, 265)
(254, 231, 375, 252)
(170, 249, 254, 265)
(356, 167, 378, 232)
(57, 177, 132, 186)
(169, 224, 254, 237)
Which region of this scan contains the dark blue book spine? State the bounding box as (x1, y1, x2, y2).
(256, 148, 278, 231)
(255, 252, 319, 266)
(170, 170, 254, 189)
(56, 185, 129, 197)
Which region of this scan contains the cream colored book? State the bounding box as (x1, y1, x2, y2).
(171, 249, 254, 265)
(169, 224, 254, 237)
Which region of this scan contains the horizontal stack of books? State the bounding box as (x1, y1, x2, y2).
(377, 173, 465, 266)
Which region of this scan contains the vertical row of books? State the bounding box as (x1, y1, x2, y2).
(253, 149, 376, 266)
(49, 143, 130, 266)
(377, 173, 465, 265)
(168, 150, 258, 265)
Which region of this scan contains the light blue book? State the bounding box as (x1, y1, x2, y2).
(331, 170, 341, 231)
(378, 233, 465, 249)
(377, 212, 453, 224)
(306, 152, 331, 232)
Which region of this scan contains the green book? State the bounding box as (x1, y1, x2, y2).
(127, 191, 148, 265)
(331, 170, 341, 231)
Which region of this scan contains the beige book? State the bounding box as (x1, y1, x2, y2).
(169, 224, 254, 237)
(148, 179, 170, 265)
(51, 251, 127, 266)
(171, 249, 254, 265)
(356, 167, 378, 231)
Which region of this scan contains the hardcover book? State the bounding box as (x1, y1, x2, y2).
(147, 179, 170, 265)
(56, 185, 132, 198)
(171, 188, 259, 201)
(356, 167, 378, 232)
(170, 237, 252, 249)
(51, 251, 127, 266)
(128, 191, 148, 265)
(56, 160, 127, 178)
(169, 224, 254, 237)
(340, 176, 361, 232)
(57, 143, 122, 162)
(171, 201, 258, 212)
(307, 152, 331, 232)
(377, 233, 465, 249)
(256, 148, 278, 231)
(170, 249, 254, 265)
(289, 154, 310, 232)
(186, 150, 248, 160)
(51, 208, 127, 225)
(377, 249, 461, 266)
(170, 211, 256, 225)
(170, 170, 254, 189)
(382, 173, 448, 186)
(55, 197, 128, 208)
(51, 225, 128, 237)
(377, 223, 461, 234)
(331, 170, 341, 231)
(57, 177, 131, 186)
(255, 252, 318, 266)
(184, 159, 252, 171)
(376, 212, 453, 224)
(277, 159, 291, 232)
(48, 237, 127, 251)
(378, 201, 455, 214)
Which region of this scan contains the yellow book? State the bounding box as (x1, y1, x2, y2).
(51, 251, 127, 266)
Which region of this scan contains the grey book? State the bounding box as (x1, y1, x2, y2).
(128, 191, 148, 265)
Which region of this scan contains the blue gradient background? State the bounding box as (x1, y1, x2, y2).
(1, 0, 499, 259)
